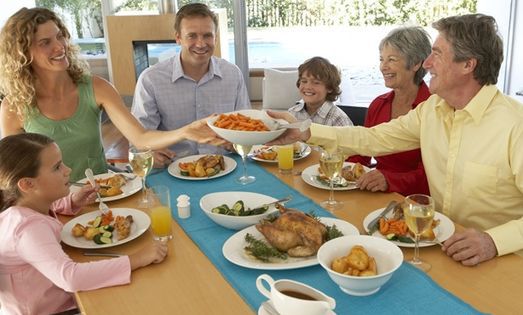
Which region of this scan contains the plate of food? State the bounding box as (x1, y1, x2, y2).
(70, 173, 142, 202)
(362, 206, 455, 248)
(301, 162, 370, 191)
(222, 206, 360, 270)
(167, 154, 237, 180)
(61, 208, 151, 249)
(249, 142, 312, 163)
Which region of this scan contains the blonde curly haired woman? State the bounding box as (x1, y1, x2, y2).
(0, 7, 223, 181)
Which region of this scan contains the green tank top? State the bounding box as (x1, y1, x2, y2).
(24, 76, 107, 182)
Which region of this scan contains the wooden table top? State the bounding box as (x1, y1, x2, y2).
(61, 151, 523, 314)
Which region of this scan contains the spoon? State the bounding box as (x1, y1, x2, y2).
(85, 168, 110, 215)
(254, 196, 292, 210)
(273, 118, 311, 132)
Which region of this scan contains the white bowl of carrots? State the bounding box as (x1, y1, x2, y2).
(207, 110, 287, 146)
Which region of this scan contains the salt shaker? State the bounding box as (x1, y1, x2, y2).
(177, 194, 191, 219)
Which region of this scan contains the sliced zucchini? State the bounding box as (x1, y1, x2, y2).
(102, 231, 113, 238)
(101, 225, 114, 232)
(232, 200, 244, 216)
(93, 234, 113, 245)
(250, 205, 269, 215)
(91, 216, 102, 228)
(212, 204, 230, 215)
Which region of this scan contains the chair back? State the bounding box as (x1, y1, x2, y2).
(262, 68, 300, 110)
(337, 105, 368, 126)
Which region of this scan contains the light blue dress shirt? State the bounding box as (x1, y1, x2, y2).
(132, 53, 251, 157)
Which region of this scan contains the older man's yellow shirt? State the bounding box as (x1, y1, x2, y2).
(310, 85, 523, 255)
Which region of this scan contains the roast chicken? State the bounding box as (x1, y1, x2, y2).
(256, 204, 327, 257)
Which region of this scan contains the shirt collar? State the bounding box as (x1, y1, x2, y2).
(316, 101, 334, 118)
(434, 85, 497, 124)
(462, 85, 497, 124)
(292, 100, 306, 111)
(171, 53, 222, 82)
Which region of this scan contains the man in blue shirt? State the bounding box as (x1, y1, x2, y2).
(132, 3, 250, 167)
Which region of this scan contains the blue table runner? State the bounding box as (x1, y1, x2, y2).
(147, 155, 484, 315)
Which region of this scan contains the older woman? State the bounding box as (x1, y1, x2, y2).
(0, 8, 222, 181)
(348, 26, 431, 196)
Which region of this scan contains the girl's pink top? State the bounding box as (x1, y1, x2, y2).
(0, 195, 131, 315)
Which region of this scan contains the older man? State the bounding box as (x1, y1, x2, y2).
(269, 14, 523, 266)
(132, 3, 250, 167)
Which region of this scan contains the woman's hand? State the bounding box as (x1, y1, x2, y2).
(356, 170, 388, 192)
(183, 118, 227, 146)
(265, 111, 311, 145)
(441, 228, 497, 266)
(71, 184, 98, 208)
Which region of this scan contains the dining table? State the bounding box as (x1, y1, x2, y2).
(60, 150, 523, 314)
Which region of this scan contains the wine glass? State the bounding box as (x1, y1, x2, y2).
(128, 145, 154, 207)
(319, 149, 344, 210)
(402, 194, 435, 272)
(233, 143, 255, 185)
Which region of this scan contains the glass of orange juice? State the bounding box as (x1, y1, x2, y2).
(148, 185, 173, 241)
(277, 144, 294, 174)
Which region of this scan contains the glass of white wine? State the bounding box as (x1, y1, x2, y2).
(128, 145, 154, 207)
(319, 148, 344, 210)
(403, 194, 435, 272)
(233, 143, 255, 185)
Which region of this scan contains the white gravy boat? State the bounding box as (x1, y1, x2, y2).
(256, 274, 336, 315)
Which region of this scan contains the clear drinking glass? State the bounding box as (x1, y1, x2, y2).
(128, 145, 154, 207)
(148, 185, 173, 241)
(233, 143, 255, 185)
(403, 194, 435, 272)
(319, 149, 344, 210)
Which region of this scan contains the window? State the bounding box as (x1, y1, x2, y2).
(7, 0, 516, 101)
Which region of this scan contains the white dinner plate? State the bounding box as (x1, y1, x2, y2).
(249, 142, 312, 163)
(301, 162, 371, 191)
(362, 208, 455, 248)
(61, 208, 151, 249)
(167, 154, 237, 180)
(222, 217, 359, 270)
(70, 173, 142, 202)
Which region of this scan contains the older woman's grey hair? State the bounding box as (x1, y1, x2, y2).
(379, 27, 431, 85)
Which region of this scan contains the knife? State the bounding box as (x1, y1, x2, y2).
(366, 201, 398, 235)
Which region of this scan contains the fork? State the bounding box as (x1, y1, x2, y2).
(108, 169, 137, 181)
(85, 168, 110, 215)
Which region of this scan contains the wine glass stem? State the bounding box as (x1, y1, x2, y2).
(241, 155, 248, 178)
(413, 234, 421, 263)
(141, 176, 147, 202)
(329, 177, 335, 202)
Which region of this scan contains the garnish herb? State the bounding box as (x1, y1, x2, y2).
(244, 233, 287, 262)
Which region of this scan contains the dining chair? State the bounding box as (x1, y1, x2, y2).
(337, 105, 368, 126)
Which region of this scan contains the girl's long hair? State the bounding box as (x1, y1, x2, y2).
(0, 7, 88, 120)
(0, 133, 54, 211)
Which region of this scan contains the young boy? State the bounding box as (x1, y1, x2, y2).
(289, 57, 353, 126)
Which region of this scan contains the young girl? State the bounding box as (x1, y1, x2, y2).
(0, 133, 168, 315)
(289, 56, 353, 126)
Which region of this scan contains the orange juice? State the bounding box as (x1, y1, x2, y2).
(150, 206, 173, 239)
(277, 144, 294, 174)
